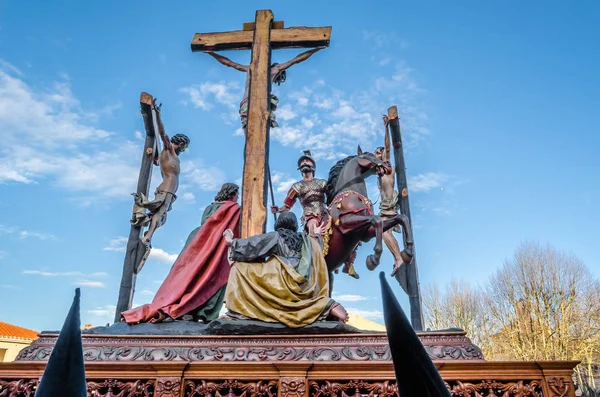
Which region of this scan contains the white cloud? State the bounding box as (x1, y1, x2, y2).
(87, 305, 116, 317)
(140, 289, 155, 296)
(179, 81, 241, 111)
(0, 61, 141, 199)
(24, 270, 109, 277)
(19, 230, 55, 240)
(1, 224, 55, 240)
(333, 294, 369, 302)
(181, 160, 227, 192)
(277, 104, 296, 121)
(347, 308, 383, 319)
(182, 192, 196, 204)
(149, 247, 178, 265)
(74, 280, 106, 288)
(270, 171, 296, 194)
(103, 236, 128, 252)
(408, 173, 448, 192)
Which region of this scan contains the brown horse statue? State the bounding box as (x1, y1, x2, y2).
(321, 146, 414, 294)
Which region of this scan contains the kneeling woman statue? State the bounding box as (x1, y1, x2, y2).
(222, 212, 349, 328)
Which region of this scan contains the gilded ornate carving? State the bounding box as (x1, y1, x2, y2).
(86, 379, 155, 396)
(183, 380, 277, 397)
(280, 377, 306, 397)
(547, 376, 572, 397)
(0, 379, 39, 397)
(156, 377, 181, 397)
(15, 333, 483, 363)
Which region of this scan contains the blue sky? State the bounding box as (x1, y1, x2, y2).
(0, 1, 599, 331)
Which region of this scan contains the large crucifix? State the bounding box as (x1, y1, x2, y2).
(191, 10, 331, 238)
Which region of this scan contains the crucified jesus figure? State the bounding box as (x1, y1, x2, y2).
(131, 100, 190, 273)
(206, 47, 324, 131)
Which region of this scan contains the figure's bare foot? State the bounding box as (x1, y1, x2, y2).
(328, 303, 349, 323)
(391, 261, 402, 277)
(391, 262, 409, 295)
(135, 239, 152, 274)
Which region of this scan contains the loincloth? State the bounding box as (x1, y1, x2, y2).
(239, 94, 279, 129)
(379, 190, 401, 233)
(130, 190, 177, 227)
(379, 190, 399, 217)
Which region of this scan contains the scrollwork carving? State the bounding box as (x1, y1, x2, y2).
(86, 379, 155, 396)
(156, 377, 181, 397)
(15, 332, 485, 363)
(281, 377, 306, 397)
(309, 379, 546, 397)
(183, 379, 277, 397)
(0, 379, 39, 397)
(547, 376, 572, 397)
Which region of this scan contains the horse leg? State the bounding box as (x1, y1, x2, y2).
(395, 214, 415, 260)
(364, 214, 415, 264)
(339, 213, 384, 271)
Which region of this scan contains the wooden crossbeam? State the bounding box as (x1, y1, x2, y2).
(191, 26, 331, 51)
(191, 10, 331, 238)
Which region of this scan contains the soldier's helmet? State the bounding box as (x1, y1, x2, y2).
(297, 150, 316, 170)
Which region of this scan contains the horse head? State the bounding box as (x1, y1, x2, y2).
(326, 146, 392, 205)
(356, 145, 391, 178)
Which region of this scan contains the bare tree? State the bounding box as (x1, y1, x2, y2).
(485, 242, 600, 386)
(422, 279, 494, 355)
(422, 241, 600, 390)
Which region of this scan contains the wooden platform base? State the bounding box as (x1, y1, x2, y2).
(0, 330, 578, 396)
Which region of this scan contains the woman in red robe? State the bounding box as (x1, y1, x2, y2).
(122, 183, 240, 324)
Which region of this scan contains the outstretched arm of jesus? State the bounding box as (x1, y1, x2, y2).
(206, 52, 248, 72)
(273, 47, 324, 73)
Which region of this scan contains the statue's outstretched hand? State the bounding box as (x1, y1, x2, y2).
(270, 206, 279, 214)
(223, 229, 234, 246)
(152, 98, 162, 114)
(315, 221, 328, 236)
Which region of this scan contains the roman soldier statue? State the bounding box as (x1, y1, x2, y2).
(271, 150, 327, 237)
(272, 150, 360, 279)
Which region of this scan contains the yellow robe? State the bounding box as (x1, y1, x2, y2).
(225, 236, 332, 328)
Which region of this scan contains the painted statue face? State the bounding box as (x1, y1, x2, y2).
(300, 159, 314, 168)
(374, 148, 384, 160)
(299, 159, 315, 174)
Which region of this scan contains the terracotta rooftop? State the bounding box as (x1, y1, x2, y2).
(0, 321, 39, 340)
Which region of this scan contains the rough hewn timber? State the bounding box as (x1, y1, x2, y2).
(113, 92, 157, 323)
(191, 26, 331, 51)
(387, 106, 424, 330)
(239, 10, 273, 238)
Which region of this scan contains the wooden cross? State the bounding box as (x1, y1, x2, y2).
(191, 10, 331, 238)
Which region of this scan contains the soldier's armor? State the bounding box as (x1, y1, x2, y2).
(284, 178, 327, 220)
